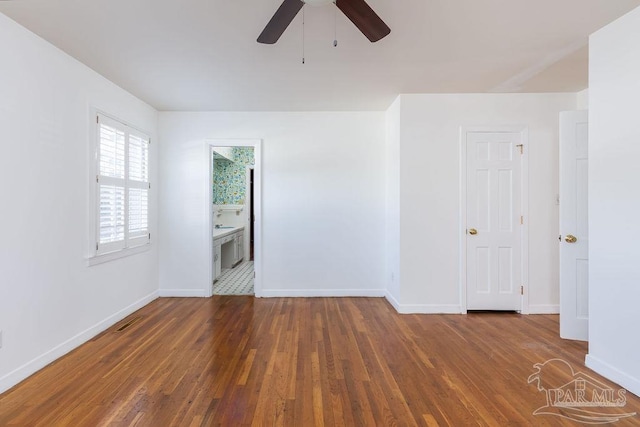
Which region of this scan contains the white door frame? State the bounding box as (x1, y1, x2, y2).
(206, 139, 262, 297)
(459, 126, 529, 314)
(244, 165, 253, 261)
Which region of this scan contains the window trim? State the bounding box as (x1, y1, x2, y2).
(87, 243, 150, 266)
(87, 110, 151, 265)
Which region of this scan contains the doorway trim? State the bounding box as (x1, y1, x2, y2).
(245, 165, 254, 262)
(459, 126, 529, 314)
(206, 139, 262, 297)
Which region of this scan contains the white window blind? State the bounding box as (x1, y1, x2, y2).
(95, 114, 150, 255)
(99, 184, 125, 244)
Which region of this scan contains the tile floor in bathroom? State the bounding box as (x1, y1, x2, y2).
(213, 261, 254, 295)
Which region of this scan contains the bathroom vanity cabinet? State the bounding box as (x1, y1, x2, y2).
(213, 226, 244, 282)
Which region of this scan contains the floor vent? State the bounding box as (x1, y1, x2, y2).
(115, 316, 142, 332)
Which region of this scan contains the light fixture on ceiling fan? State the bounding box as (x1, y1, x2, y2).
(257, 0, 390, 44)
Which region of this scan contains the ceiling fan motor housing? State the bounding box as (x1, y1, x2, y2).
(258, 0, 390, 44)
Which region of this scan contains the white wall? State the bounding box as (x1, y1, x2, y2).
(158, 112, 387, 297)
(587, 5, 640, 396)
(388, 93, 577, 313)
(0, 14, 158, 393)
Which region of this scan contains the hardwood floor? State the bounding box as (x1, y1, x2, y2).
(1, 297, 639, 426)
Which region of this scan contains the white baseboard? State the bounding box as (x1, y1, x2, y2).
(385, 291, 402, 312)
(0, 290, 158, 394)
(395, 304, 462, 314)
(385, 292, 462, 314)
(386, 293, 553, 315)
(586, 354, 640, 398)
(259, 289, 386, 298)
(528, 304, 560, 314)
(158, 288, 206, 297)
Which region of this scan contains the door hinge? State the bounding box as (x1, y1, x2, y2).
(148, 233, 151, 240)
(96, 175, 99, 183)
(520, 285, 524, 295)
(516, 144, 523, 154)
(96, 243, 99, 251)
(520, 215, 524, 225)
(96, 115, 99, 124)
(148, 183, 151, 189)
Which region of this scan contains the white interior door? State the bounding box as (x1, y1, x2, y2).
(559, 110, 589, 341)
(466, 131, 523, 311)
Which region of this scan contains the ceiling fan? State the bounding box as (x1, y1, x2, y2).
(257, 0, 390, 44)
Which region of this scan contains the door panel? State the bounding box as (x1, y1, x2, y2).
(498, 170, 513, 231)
(466, 131, 523, 310)
(559, 110, 589, 341)
(476, 169, 490, 229)
(476, 247, 490, 293)
(498, 247, 513, 293)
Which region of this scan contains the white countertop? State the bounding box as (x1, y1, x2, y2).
(213, 226, 244, 240)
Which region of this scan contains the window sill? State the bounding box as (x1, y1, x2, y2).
(86, 243, 151, 266)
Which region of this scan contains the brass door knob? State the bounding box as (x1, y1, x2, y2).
(468, 228, 478, 235)
(565, 234, 577, 243)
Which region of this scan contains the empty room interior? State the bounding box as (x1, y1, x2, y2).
(1, 0, 640, 425)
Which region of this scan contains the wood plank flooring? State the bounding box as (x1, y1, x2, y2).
(1, 297, 639, 426)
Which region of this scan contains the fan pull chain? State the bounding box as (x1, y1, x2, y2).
(333, 1, 338, 47)
(302, 5, 305, 64)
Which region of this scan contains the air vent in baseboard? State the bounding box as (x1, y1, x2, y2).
(115, 316, 142, 332)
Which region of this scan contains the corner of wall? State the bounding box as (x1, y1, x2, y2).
(576, 89, 589, 110)
(384, 95, 402, 305)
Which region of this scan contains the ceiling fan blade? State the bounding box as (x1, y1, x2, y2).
(336, 0, 390, 42)
(257, 0, 304, 44)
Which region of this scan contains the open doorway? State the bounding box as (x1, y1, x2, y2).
(207, 140, 261, 297)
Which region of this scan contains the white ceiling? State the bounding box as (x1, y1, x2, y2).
(1, 0, 639, 111)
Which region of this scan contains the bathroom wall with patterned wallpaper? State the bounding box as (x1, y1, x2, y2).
(213, 147, 255, 204)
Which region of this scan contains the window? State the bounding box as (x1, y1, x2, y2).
(95, 113, 150, 256)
